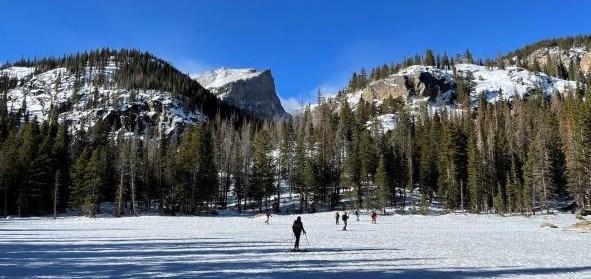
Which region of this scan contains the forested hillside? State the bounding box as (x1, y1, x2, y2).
(1, 37, 591, 218)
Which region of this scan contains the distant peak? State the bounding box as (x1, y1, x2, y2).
(195, 67, 263, 89)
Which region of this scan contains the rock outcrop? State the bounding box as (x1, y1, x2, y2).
(196, 68, 289, 119)
(362, 65, 456, 103)
(526, 46, 591, 76)
(359, 64, 578, 107)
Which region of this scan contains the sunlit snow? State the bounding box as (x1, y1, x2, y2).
(1, 213, 589, 278)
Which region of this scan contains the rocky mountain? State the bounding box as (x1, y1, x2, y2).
(0, 49, 256, 136)
(195, 68, 289, 119)
(524, 46, 591, 76)
(502, 35, 591, 79)
(326, 62, 580, 133)
(1, 65, 199, 136)
(360, 64, 577, 106)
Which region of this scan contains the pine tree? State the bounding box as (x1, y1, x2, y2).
(197, 124, 218, 212)
(437, 118, 468, 210)
(374, 154, 390, 213)
(53, 170, 61, 219)
(0, 129, 20, 216)
(467, 128, 483, 213)
(425, 49, 436, 66)
(17, 119, 41, 216)
(52, 123, 70, 213)
(70, 147, 91, 213)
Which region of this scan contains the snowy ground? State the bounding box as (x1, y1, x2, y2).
(1, 212, 590, 278)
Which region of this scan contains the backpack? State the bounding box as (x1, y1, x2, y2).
(342, 214, 348, 221)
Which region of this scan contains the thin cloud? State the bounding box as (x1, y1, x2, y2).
(172, 59, 212, 78)
(279, 97, 305, 115)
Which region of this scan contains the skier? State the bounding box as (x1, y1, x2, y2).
(264, 210, 270, 225)
(342, 211, 349, 231)
(334, 211, 340, 225)
(371, 210, 377, 224)
(355, 210, 360, 221)
(292, 216, 306, 251)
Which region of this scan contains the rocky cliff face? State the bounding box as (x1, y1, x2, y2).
(358, 64, 577, 106)
(525, 46, 591, 76)
(196, 68, 289, 119)
(362, 65, 455, 103)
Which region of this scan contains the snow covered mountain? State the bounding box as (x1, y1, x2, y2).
(195, 68, 289, 119)
(361, 64, 577, 106)
(327, 63, 580, 132)
(0, 50, 261, 136)
(1, 63, 200, 136)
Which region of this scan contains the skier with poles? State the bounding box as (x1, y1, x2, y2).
(292, 216, 306, 251)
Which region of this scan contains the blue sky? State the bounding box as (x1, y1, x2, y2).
(1, 1, 590, 112)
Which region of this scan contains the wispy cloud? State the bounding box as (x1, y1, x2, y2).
(172, 59, 212, 78)
(279, 97, 305, 115)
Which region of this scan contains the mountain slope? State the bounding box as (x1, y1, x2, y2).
(0, 49, 256, 135)
(504, 35, 591, 78)
(361, 64, 577, 105)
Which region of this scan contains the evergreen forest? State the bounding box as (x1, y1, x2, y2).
(1, 37, 591, 218)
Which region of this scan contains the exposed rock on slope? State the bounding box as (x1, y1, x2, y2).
(196, 68, 289, 119)
(525, 46, 591, 76)
(362, 65, 455, 103)
(360, 64, 577, 105)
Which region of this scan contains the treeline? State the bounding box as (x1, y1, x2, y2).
(505, 35, 591, 63)
(2, 41, 591, 218)
(4, 83, 590, 217)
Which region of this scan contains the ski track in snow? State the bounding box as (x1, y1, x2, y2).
(0, 213, 590, 278)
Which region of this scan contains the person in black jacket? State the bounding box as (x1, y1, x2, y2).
(342, 212, 349, 231)
(292, 216, 306, 250)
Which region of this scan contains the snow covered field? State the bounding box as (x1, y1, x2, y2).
(1, 212, 590, 278)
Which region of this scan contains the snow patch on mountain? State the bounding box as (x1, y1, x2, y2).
(396, 64, 577, 103)
(195, 68, 262, 93)
(454, 64, 577, 102)
(0, 66, 36, 80)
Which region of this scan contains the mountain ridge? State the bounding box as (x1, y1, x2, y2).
(0, 48, 262, 135)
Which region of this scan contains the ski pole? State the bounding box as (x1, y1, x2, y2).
(304, 233, 310, 247)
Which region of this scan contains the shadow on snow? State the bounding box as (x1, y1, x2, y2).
(0, 237, 590, 278)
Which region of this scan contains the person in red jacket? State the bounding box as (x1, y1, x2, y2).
(371, 211, 377, 224)
(292, 216, 306, 250)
